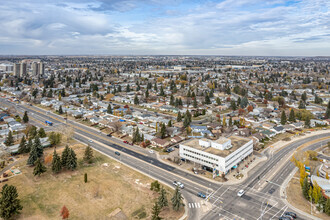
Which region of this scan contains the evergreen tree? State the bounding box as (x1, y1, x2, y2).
(216, 97, 221, 106)
(325, 198, 330, 215)
(145, 89, 149, 98)
(167, 120, 172, 127)
(204, 93, 211, 104)
(301, 91, 307, 103)
(23, 111, 29, 123)
(158, 187, 168, 208)
(0, 184, 23, 220)
(134, 94, 139, 105)
(326, 101, 330, 119)
(17, 136, 26, 154)
(38, 128, 47, 138)
(302, 177, 310, 200)
(183, 114, 190, 128)
(288, 109, 296, 122)
(159, 86, 165, 96)
(230, 100, 237, 111)
(34, 135, 43, 158)
(298, 100, 306, 109)
(126, 84, 130, 92)
(281, 110, 287, 125)
(160, 123, 166, 139)
(83, 145, 94, 163)
(33, 159, 47, 176)
(305, 116, 311, 128)
(229, 117, 233, 127)
(59, 105, 63, 114)
(170, 95, 175, 106)
(4, 131, 14, 146)
(151, 201, 162, 220)
(26, 138, 33, 153)
(177, 112, 182, 122)
(51, 150, 62, 174)
(27, 144, 38, 166)
(61, 145, 70, 167)
(66, 148, 77, 170)
(107, 104, 113, 114)
(193, 98, 198, 108)
(171, 186, 184, 211)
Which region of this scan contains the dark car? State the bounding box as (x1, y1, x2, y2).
(284, 212, 297, 218)
(282, 215, 293, 220)
(107, 134, 112, 137)
(115, 151, 120, 156)
(197, 192, 206, 198)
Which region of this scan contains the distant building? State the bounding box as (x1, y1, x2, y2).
(20, 62, 27, 77)
(0, 63, 13, 72)
(13, 63, 20, 76)
(179, 136, 253, 175)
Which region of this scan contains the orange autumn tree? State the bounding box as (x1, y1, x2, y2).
(60, 205, 69, 219)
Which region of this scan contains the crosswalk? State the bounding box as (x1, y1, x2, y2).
(188, 202, 201, 208)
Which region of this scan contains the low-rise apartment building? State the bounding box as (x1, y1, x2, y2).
(179, 136, 253, 175)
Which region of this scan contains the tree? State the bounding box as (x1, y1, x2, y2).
(288, 109, 296, 122)
(326, 101, 330, 119)
(204, 93, 211, 104)
(302, 177, 310, 200)
(312, 181, 321, 204)
(60, 205, 70, 219)
(26, 138, 33, 153)
(247, 105, 253, 112)
(59, 105, 63, 114)
(151, 201, 162, 220)
(0, 184, 23, 220)
(33, 159, 47, 176)
(17, 136, 27, 154)
(301, 91, 307, 103)
(23, 111, 29, 123)
(160, 123, 166, 139)
(38, 128, 46, 138)
(107, 104, 113, 114)
(134, 94, 139, 105)
(167, 120, 172, 127)
(216, 97, 221, 106)
(298, 100, 305, 109)
(171, 186, 184, 211)
(281, 110, 287, 125)
(325, 198, 330, 215)
(83, 145, 94, 164)
(4, 131, 14, 146)
(66, 148, 77, 170)
(229, 117, 233, 127)
(193, 98, 198, 108)
(34, 135, 43, 158)
(230, 100, 237, 111)
(158, 187, 168, 209)
(84, 173, 88, 183)
(52, 150, 62, 174)
(183, 114, 190, 128)
(27, 144, 39, 166)
(305, 116, 311, 128)
(61, 145, 70, 167)
(177, 112, 182, 122)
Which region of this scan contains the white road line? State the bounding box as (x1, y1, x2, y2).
(188, 203, 191, 208)
(198, 203, 200, 208)
(194, 203, 197, 208)
(270, 205, 287, 220)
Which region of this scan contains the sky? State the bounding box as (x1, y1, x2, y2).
(0, 0, 329, 56)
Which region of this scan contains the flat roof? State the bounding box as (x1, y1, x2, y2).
(182, 136, 251, 158)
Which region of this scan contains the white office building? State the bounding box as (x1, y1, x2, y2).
(179, 136, 253, 175)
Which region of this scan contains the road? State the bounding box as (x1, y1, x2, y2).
(1, 97, 329, 220)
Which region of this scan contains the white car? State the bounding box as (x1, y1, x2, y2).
(88, 140, 93, 143)
(173, 181, 184, 189)
(237, 189, 245, 197)
(149, 150, 154, 154)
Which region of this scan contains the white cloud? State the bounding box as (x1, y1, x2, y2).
(0, 0, 329, 55)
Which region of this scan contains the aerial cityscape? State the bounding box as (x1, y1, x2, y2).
(0, 1, 330, 220)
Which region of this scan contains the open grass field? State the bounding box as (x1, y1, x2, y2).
(0, 143, 184, 219)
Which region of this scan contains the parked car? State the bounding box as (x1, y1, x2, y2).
(107, 134, 112, 137)
(167, 147, 174, 152)
(237, 189, 245, 197)
(149, 150, 154, 154)
(284, 212, 297, 218)
(88, 140, 93, 143)
(115, 151, 120, 156)
(123, 141, 128, 144)
(197, 192, 206, 198)
(173, 181, 184, 189)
